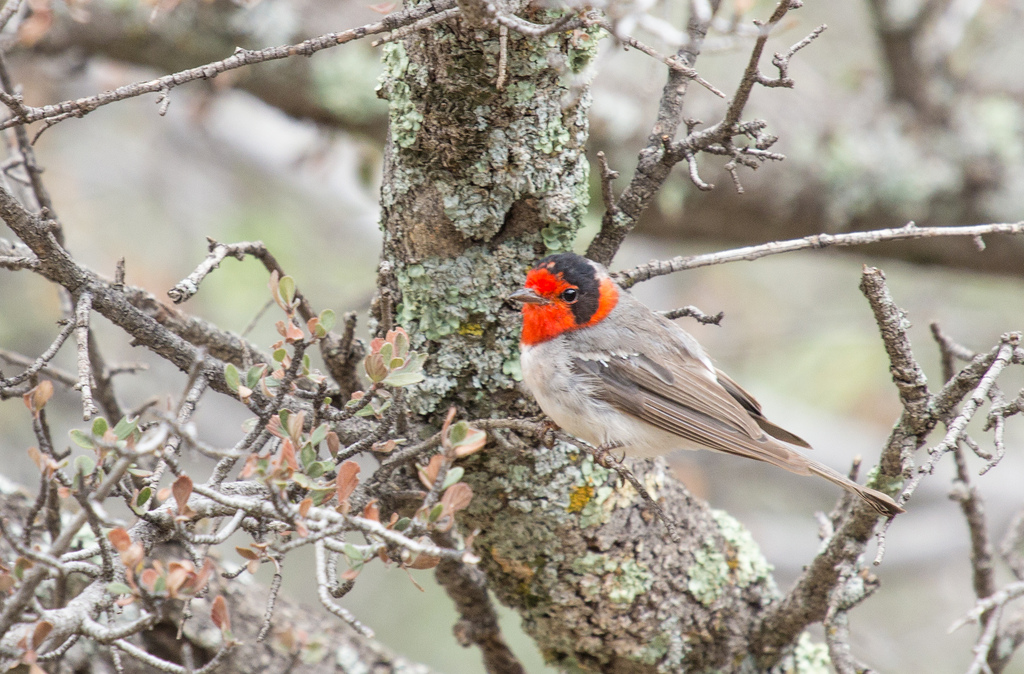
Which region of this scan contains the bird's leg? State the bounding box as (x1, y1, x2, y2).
(594, 441, 625, 468)
(550, 432, 680, 541)
(539, 418, 560, 448)
(606, 461, 681, 543)
(595, 441, 680, 543)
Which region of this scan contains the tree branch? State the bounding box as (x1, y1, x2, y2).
(614, 222, 1024, 288)
(0, 0, 457, 134)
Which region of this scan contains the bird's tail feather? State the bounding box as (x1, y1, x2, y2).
(808, 462, 904, 517)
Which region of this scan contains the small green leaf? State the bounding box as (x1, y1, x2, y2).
(69, 429, 94, 449)
(127, 468, 153, 477)
(291, 473, 311, 489)
(393, 329, 409, 360)
(302, 353, 311, 375)
(106, 582, 134, 596)
(279, 276, 296, 305)
(273, 348, 287, 363)
(306, 461, 325, 479)
(382, 370, 424, 387)
(379, 342, 394, 364)
(441, 467, 464, 490)
(309, 424, 329, 447)
(394, 517, 412, 531)
(343, 543, 363, 563)
(448, 421, 468, 445)
(113, 416, 139, 441)
(278, 409, 291, 429)
(74, 455, 96, 476)
(365, 353, 387, 383)
(91, 417, 109, 437)
(136, 487, 152, 507)
(310, 487, 334, 506)
(428, 503, 445, 522)
(355, 404, 377, 418)
(300, 443, 316, 470)
(319, 309, 335, 333)
(224, 363, 240, 392)
(246, 364, 267, 389)
(153, 575, 166, 594)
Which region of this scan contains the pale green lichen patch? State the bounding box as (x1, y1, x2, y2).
(711, 509, 773, 588)
(687, 510, 774, 606)
(865, 465, 904, 498)
(572, 552, 652, 604)
(377, 41, 425, 148)
(571, 455, 651, 528)
(788, 633, 831, 674)
(687, 546, 730, 606)
(392, 241, 539, 415)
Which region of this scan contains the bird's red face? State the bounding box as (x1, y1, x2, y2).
(509, 254, 619, 346)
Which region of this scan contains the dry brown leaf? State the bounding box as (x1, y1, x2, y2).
(440, 482, 473, 516)
(335, 460, 360, 513)
(211, 595, 230, 633)
(171, 475, 193, 516)
(107, 528, 131, 552)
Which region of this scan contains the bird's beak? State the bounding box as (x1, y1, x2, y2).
(507, 288, 548, 305)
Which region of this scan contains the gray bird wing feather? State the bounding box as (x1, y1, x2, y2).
(571, 353, 815, 474)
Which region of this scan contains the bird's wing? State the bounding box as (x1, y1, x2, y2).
(714, 368, 812, 449)
(571, 353, 808, 468)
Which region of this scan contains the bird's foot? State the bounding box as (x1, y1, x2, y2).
(594, 441, 625, 468)
(538, 418, 560, 448)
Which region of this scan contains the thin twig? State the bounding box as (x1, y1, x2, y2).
(614, 222, 1024, 289)
(0, 319, 76, 388)
(493, 11, 581, 38)
(256, 571, 283, 642)
(73, 291, 98, 420)
(596, 151, 619, 216)
(371, 6, 460, 46)
(314, 539, 374, 637)
(495, 24, 509, 89)
(0, 0, 458, 132)
(658, 305, 724, 325)
(0, 0, 24, 32)
(596, 19, 725, 98)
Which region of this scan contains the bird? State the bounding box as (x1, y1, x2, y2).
(507, 252, 903, 517)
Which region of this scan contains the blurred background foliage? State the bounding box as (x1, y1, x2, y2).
(2, 0, 1024, 671)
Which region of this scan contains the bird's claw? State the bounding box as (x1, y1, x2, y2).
(594, 442, 625, 468)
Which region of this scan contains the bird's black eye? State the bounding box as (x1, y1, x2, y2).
(561, 288, 578, 303)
